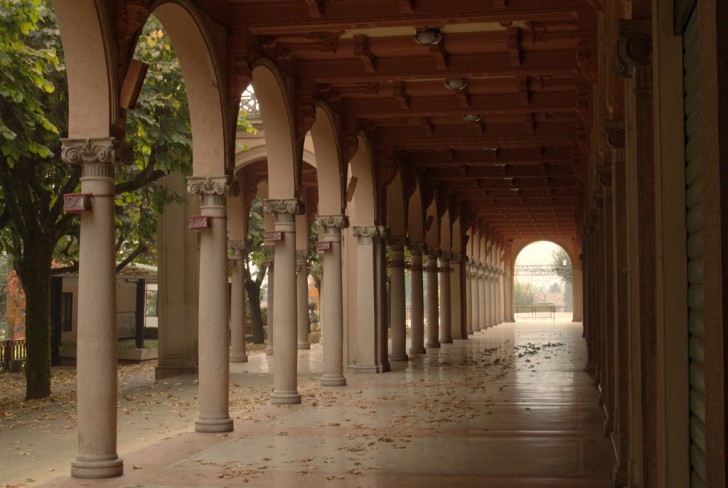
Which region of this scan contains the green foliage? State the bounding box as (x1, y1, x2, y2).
(550, 248, 573, 312)
(548, 281, 562, 293)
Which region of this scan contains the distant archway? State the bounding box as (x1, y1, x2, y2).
(513, 240, 573, 322)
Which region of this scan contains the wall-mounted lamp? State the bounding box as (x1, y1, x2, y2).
(463, 114, 482, 122)
(444, 78, 468, 91)
(414, 27, 442, 46)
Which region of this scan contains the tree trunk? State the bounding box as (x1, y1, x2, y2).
(244, 277, 265, 344)
(18, 246, 54, 400)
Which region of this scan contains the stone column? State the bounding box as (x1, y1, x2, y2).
(479, 266, 487, 329)
(264, 199, 304, 404)
(229, 241, 248, 363)
(439, 253, 453, 344)
(374, 227, 391, 372)
(497, 269, 503, 324)
(408, 244, 426, 355)
(352, 226, 381, 372)
(296, 250, 310, 350)
(450, 254, 464, 339)
(465, 261, 473, 335)
(62, 138, 129, 478)
(388, 237, 409, 361)
(489, 269, 496, 326)
(471, 264, 480, 332)
(425, 251, 441, 348)
(315, 215, 348, 386)
(188, 177, 233, 433)
(263, 246, 275, 355)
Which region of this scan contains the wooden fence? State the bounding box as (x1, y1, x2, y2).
(1, 339, 26, 371)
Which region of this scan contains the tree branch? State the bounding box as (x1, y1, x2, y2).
(116, 243, 149, 273)
(51, 261, 79, 275)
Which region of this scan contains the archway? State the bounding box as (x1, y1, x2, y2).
(512, 240, 574, 322)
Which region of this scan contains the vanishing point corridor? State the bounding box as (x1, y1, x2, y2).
(37, 319, 612, 487)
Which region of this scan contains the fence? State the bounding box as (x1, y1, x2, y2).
(514, 303, 556, 319)
(1, 339, 26, 371)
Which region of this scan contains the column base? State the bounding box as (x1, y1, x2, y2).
(266, 347, 273, 356)
(320, 375, 347, 386)
(613, 459, 629, 487)
(350, 364, 380, 374)
(409, 346, 426, 355)
(155, 365, 197, 381)
(389, 353, 409, 361)
(71, 457, 123, 479)
(426, 341, 441, 348)
(270, 391, 301, 405)
(379, 360, 391, 373)
(440, 338, 453, 344)
(229, 353, 248, 363)
(297, 343, 311, 350)
(195, 416, 234, 433)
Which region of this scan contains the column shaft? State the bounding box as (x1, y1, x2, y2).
(450, 256, 463, 340)
(296, 250, 310, 350)
(439, 255, 452, 343)
(388, 241, 408, 360)
(409, 247, 426, 354)
(352, 226, 380, 372)
(316, 215, 348, 386)
(264, 249, 274, 355)
(230, 242, 248, 362)
(472, 266, 480, 332)
(465, 263, 473, 335)
(64, 138, 125, 478)
(425, 253, 440, 348)
(190, 177, 233, 433)
(264, 199, 303, 404)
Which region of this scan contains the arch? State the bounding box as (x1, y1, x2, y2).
(52, 0, 114, 137)
(252, 59, 298, 198)
(386, 172, 406, 237)
(310, 102, 344, 215)
(508, 237, 580, 268)
(152, 2, 226, 177)
(407, 184, 424, 244)
(348, 134, 376, 226)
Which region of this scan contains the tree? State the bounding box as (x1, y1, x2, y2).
(243, 196, 267, 343)
(514, 281, 538, 306)
(548, 281, 562, 293)
(551, 248, 573, 312)
(0, 7, 193, 399)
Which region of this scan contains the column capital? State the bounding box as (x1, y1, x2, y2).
(314, 214, 349, 229)
(614, 19, 652, 87)
(427, 248, 441, 259)
(263, 198, 305, 216)
(408, 242, 427, 256)
(228, 240, 246, 260)
(61, 137, 133, 178)
(352, 225, 386, 244)
(450, 254, 463, 265)
(388, 236, 409, 249)
(602, 120, 626, 164)
(188, 176, 230, 206)
(296, 250, 309, 273)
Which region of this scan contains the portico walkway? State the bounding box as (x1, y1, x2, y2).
(37, 320, 613, 487)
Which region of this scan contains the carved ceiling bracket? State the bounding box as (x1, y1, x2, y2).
(430, 43, 449, 69)
(304, 0, 324, 19)
(577, 37, 597, 86)
(518, 76, 530, 105)
(392, 80, 410, 109)
(602, 120, 626, 164)
(507, 27, 522, 67)
(293, 80, 317, 141)
(353, 35, 377, 73)
(399, 0, 415, 14)
(114, 0, 151, 43)
(577, 83, 593, 126)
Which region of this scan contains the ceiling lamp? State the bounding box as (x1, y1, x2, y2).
(444, 78, 468, 91)
(414, 27, 442, 46)
(463, 114, 482, 122)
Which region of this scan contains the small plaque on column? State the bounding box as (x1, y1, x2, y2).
(63, 193, 92, 213)
(265, 231, 283, 242)
(188, 215, 211, 230)
(316, 241, 332, 252)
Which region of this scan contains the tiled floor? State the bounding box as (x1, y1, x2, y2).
(38, 319, 614, 487)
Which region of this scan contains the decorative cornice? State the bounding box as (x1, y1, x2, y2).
(614, 20, 652, 87)
(314, 214, 349, 229)
(61, 137, 133, 178)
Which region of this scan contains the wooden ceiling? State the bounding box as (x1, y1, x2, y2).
(215, 0, 597, 242)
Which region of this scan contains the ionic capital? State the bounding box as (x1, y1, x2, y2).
(61, 137, 133, 178)
(188, 176, 230, 206)
(602, 120, 626, 164)
(408, 242, 427, 256)
(314, 214, 349, 230)
(263, 198, 305, 216)
(296, 250, 309, 273)
(228, 240, 246, 260)
(614, 20, 652, 88)
(352, 225, 383, 244)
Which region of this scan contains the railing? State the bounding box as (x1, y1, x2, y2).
(1, 339, 26, 371)
(239, 90, 261, 118)
(514, 265, 571, 276)
(514, 303, 556, 319)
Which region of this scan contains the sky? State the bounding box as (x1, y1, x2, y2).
(514, 240, 565, 289)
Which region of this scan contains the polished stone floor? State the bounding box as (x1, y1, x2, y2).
(37, 319, 614, 487)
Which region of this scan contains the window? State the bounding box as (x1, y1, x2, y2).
(60, 292, 73, 332)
